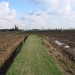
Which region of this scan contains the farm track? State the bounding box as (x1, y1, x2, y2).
(6, 34, 62, 75)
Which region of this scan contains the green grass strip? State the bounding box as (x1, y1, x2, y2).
(6, 34, 62, 75)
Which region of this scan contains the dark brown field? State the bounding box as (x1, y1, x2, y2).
(38, 30, 75, 75)
(0, 30, 75, 75)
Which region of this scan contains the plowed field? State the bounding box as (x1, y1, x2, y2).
(0, 35, 26, 68)
(38, 32, 75, 75)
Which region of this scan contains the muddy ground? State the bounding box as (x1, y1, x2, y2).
(0, 34, 27, 69)
(38, 33, 75, 75)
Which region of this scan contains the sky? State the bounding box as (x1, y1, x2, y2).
(0, 0, 75, 29)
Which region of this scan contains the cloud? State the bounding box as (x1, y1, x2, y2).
(0, 1, 25, 29)
(29, 10, 35, 15)
(35, 11, 42, 16)
(0, 2, 17, 20)
(27, 0, 75, 14)
(21, 11, 47, 29)
(25, 0, 75, 29)
(1, 0, 75, 29)
(27, 0, 44, 5)
(28, 10, 42, 16)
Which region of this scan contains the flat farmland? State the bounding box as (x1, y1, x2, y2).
(0, 34, 27, 69)
(46, 32, 75, 60)
(6, 34, 62, 75)
(38, 31, 75, 75)
(0, 30, 75, 75)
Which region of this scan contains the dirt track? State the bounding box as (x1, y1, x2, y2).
(0, 35, 26, 68)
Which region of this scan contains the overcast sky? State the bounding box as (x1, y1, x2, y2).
(0, 0, 75, 29)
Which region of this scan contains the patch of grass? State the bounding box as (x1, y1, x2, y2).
(71, 63, 75, 70)
(38, 34, 44, 37)
(6, 34, 62, 75)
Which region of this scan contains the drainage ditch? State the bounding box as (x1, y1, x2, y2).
(0, 36, 28, 75)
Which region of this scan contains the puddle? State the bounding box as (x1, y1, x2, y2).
(64, 46, 70, 49)
(55, 40, 65, 46)
(45, 36, 49, 39)
(55, 40, 70, 49)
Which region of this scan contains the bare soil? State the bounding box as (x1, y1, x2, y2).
(38, 33, 75, 75)
(0, 34, 27, 68)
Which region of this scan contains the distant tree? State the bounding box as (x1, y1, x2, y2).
(9, 28, 15, 31)
(55, 28, 57, 30)
(71, 27, 73, 30)
(15, 25, 18, 30)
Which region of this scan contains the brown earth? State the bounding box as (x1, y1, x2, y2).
(38, 33, 75, 75)
(0, 34, 27, 68)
